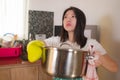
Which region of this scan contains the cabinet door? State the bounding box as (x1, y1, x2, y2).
(0, 69, 11, 80)
(11, 66, 39, 80)
(38, 65, 52, 80)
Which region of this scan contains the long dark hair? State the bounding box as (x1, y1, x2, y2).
(60, 6, 87, 48)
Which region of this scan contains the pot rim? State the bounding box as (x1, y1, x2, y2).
(44, 46, 88, 53)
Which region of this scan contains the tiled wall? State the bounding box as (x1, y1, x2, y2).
(54, 25, 99, 42)
(28, 10, 54, 40)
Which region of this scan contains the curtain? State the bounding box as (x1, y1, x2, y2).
(0, 0, 29, 39)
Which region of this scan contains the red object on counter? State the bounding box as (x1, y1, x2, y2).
(0, 47, 22, 57)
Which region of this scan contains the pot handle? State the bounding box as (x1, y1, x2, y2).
(59, 42, 73, 48)
(86, 45, 95, 60)
(86, 55, 94, 60)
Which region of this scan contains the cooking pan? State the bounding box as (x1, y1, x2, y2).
(41, 46, 90, 78)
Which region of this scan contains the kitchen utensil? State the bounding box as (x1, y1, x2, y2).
(41, 46, 89, 78)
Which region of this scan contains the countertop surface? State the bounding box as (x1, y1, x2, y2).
(0, 57, 41, 68)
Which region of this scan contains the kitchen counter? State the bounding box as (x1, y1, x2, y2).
(0, 57, 52, 80)
(0, 57, 41, 68)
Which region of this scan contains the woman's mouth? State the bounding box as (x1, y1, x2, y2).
(66, 23, 71, 26)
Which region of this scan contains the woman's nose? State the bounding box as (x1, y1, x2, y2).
(67, 17, 71, 21)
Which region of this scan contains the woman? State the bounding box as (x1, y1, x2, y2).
(43, 6, 118, 80)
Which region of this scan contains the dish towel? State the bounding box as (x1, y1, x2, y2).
(83, 60, 99, 80)
(83, 45, 99, 80)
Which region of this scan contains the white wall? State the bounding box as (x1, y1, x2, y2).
(29, 0, 120, 80)
(29, 0, 120, 41)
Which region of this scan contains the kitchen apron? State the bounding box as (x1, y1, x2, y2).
(53, 77, 82, 80)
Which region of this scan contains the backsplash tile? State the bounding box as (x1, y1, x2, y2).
(28, 10, 54, 40)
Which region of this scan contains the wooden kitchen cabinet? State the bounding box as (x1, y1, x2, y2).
(0, 66, 39, 80)
(11, 66, 39, 80)
(0, 65, 52, 80)
(38, 65, 53, 80)
(0, 58, 52, 80)
(0, 69, 11, 80)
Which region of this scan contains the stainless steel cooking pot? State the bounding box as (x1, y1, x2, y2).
(41, 46, 89, 78)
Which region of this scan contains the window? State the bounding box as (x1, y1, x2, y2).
(0, 0, 29, 39)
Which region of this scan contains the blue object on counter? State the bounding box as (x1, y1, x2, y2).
(3, 33, 14, 36)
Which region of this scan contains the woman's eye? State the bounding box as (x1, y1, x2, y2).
(64, 16, 67, 18)
(72, 15, 76, 18)
(64, 17, 66, 18)
(64, 15, 76, 19)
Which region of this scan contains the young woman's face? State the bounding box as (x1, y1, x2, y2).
(63, 10, 77, 32)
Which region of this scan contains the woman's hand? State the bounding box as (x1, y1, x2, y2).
(93, 51, 102, 67)
(93, 51, 118, 72)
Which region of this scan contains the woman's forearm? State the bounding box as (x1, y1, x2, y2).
(99, 54, 118, 72)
